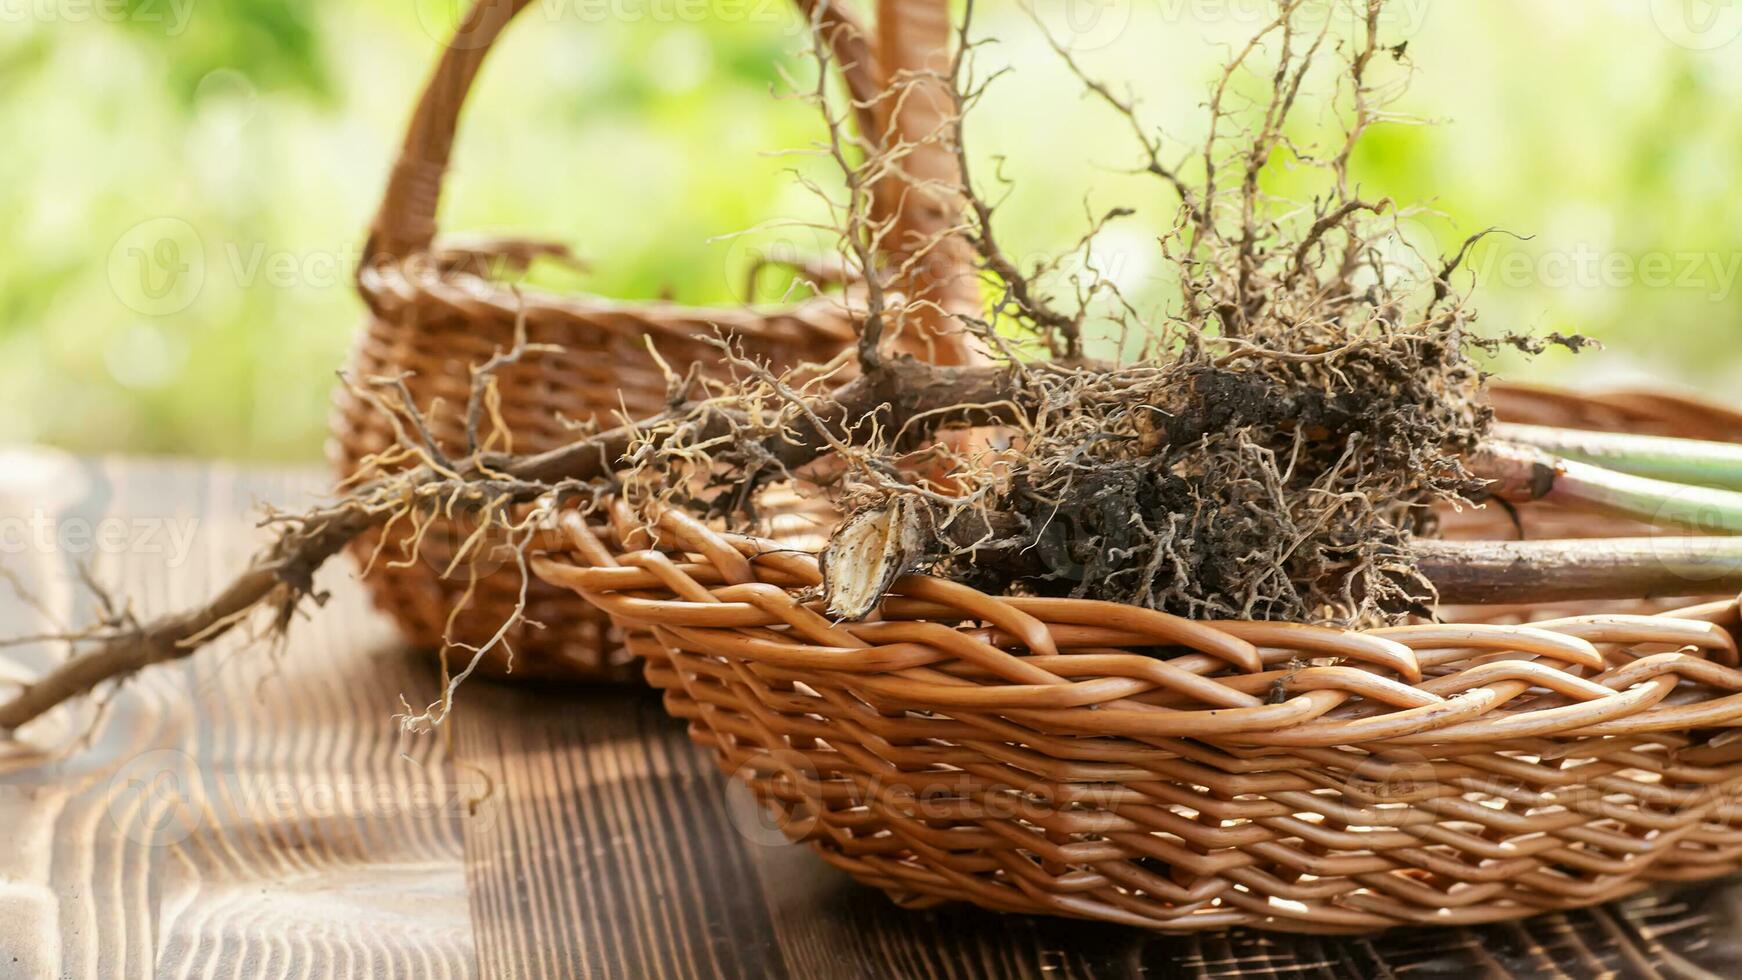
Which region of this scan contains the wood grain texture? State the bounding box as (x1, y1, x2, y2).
(3, 455, 1742, 979)
(0, 455, 472, 979)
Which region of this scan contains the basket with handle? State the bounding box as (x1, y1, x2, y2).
(512, 1, 1742, 932)
(530, 385, 1742, 933)
(330, 0, 863, 681)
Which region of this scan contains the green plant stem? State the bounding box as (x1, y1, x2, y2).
(1494, 423, 1742, 491)
(1480, 443, 1742, 534)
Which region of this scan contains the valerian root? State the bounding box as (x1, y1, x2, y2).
(6, 344, 1739, 733)
(9, 0, 1741, 738)
(0, 358, 1019, 732)
(0, 509, 368, 730)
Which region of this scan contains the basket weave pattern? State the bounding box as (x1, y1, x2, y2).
(534, 504, 1742, 932)
(332, 287, 849, 681)
(329, 0, 853, 680)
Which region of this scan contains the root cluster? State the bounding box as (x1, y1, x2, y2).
(623, 0, 1511, 625)
(935, 328, 1491, 624)
(15, 0, 1720, 737)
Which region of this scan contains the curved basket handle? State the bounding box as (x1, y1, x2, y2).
(873, 0, 982, 365)
(364, 0, 533, 267)
(364, 0, 886, 274)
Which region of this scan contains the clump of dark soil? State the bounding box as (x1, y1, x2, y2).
(928, 310, 1496, 625)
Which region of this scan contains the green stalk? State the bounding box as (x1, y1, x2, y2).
(1494, 423, 1742, 491)
(1479, 443, 1742, 535)
(1541, 457, 1742, 534)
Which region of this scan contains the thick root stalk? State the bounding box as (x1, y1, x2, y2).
(0, 360, 1020, 731)
(1416, 537, 1742, 605)
(0, 510, 371, 730)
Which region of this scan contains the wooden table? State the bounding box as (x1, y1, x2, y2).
(2, 455, 1739, 979)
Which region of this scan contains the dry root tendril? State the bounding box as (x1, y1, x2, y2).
(2, 0, 1647, 738)
(664, 0, 1551, 627)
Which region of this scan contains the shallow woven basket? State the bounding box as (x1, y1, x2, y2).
(531, 389, 1742, 933)
(329, 0, 854, 681)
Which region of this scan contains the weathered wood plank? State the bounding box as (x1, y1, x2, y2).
(741, 839, 1133, 979)
(5, 456, 1742, 979)
(0, 455, 474, 979)
(453, 685, 786, 980)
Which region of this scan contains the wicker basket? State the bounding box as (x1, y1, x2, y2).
(1488, 382, 1742, 442)
(329, 0, 855, 681)
(530, 389, 1742, 933)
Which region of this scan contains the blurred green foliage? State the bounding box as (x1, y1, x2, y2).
(1, 0, 1738, 460)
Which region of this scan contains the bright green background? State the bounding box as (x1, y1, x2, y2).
(3, 0, 1739, 460)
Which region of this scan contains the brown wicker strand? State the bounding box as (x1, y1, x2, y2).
(330, 0, 861, 680)
(530, 390, 1742, 932)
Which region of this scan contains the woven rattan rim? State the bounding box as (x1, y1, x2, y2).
(333, 0, 874, 679)
(352, 0, 859, 349)
(535, 506, 1742, 747)
(526, 487, 1742, 931)
(350, 0, 1742, 929)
